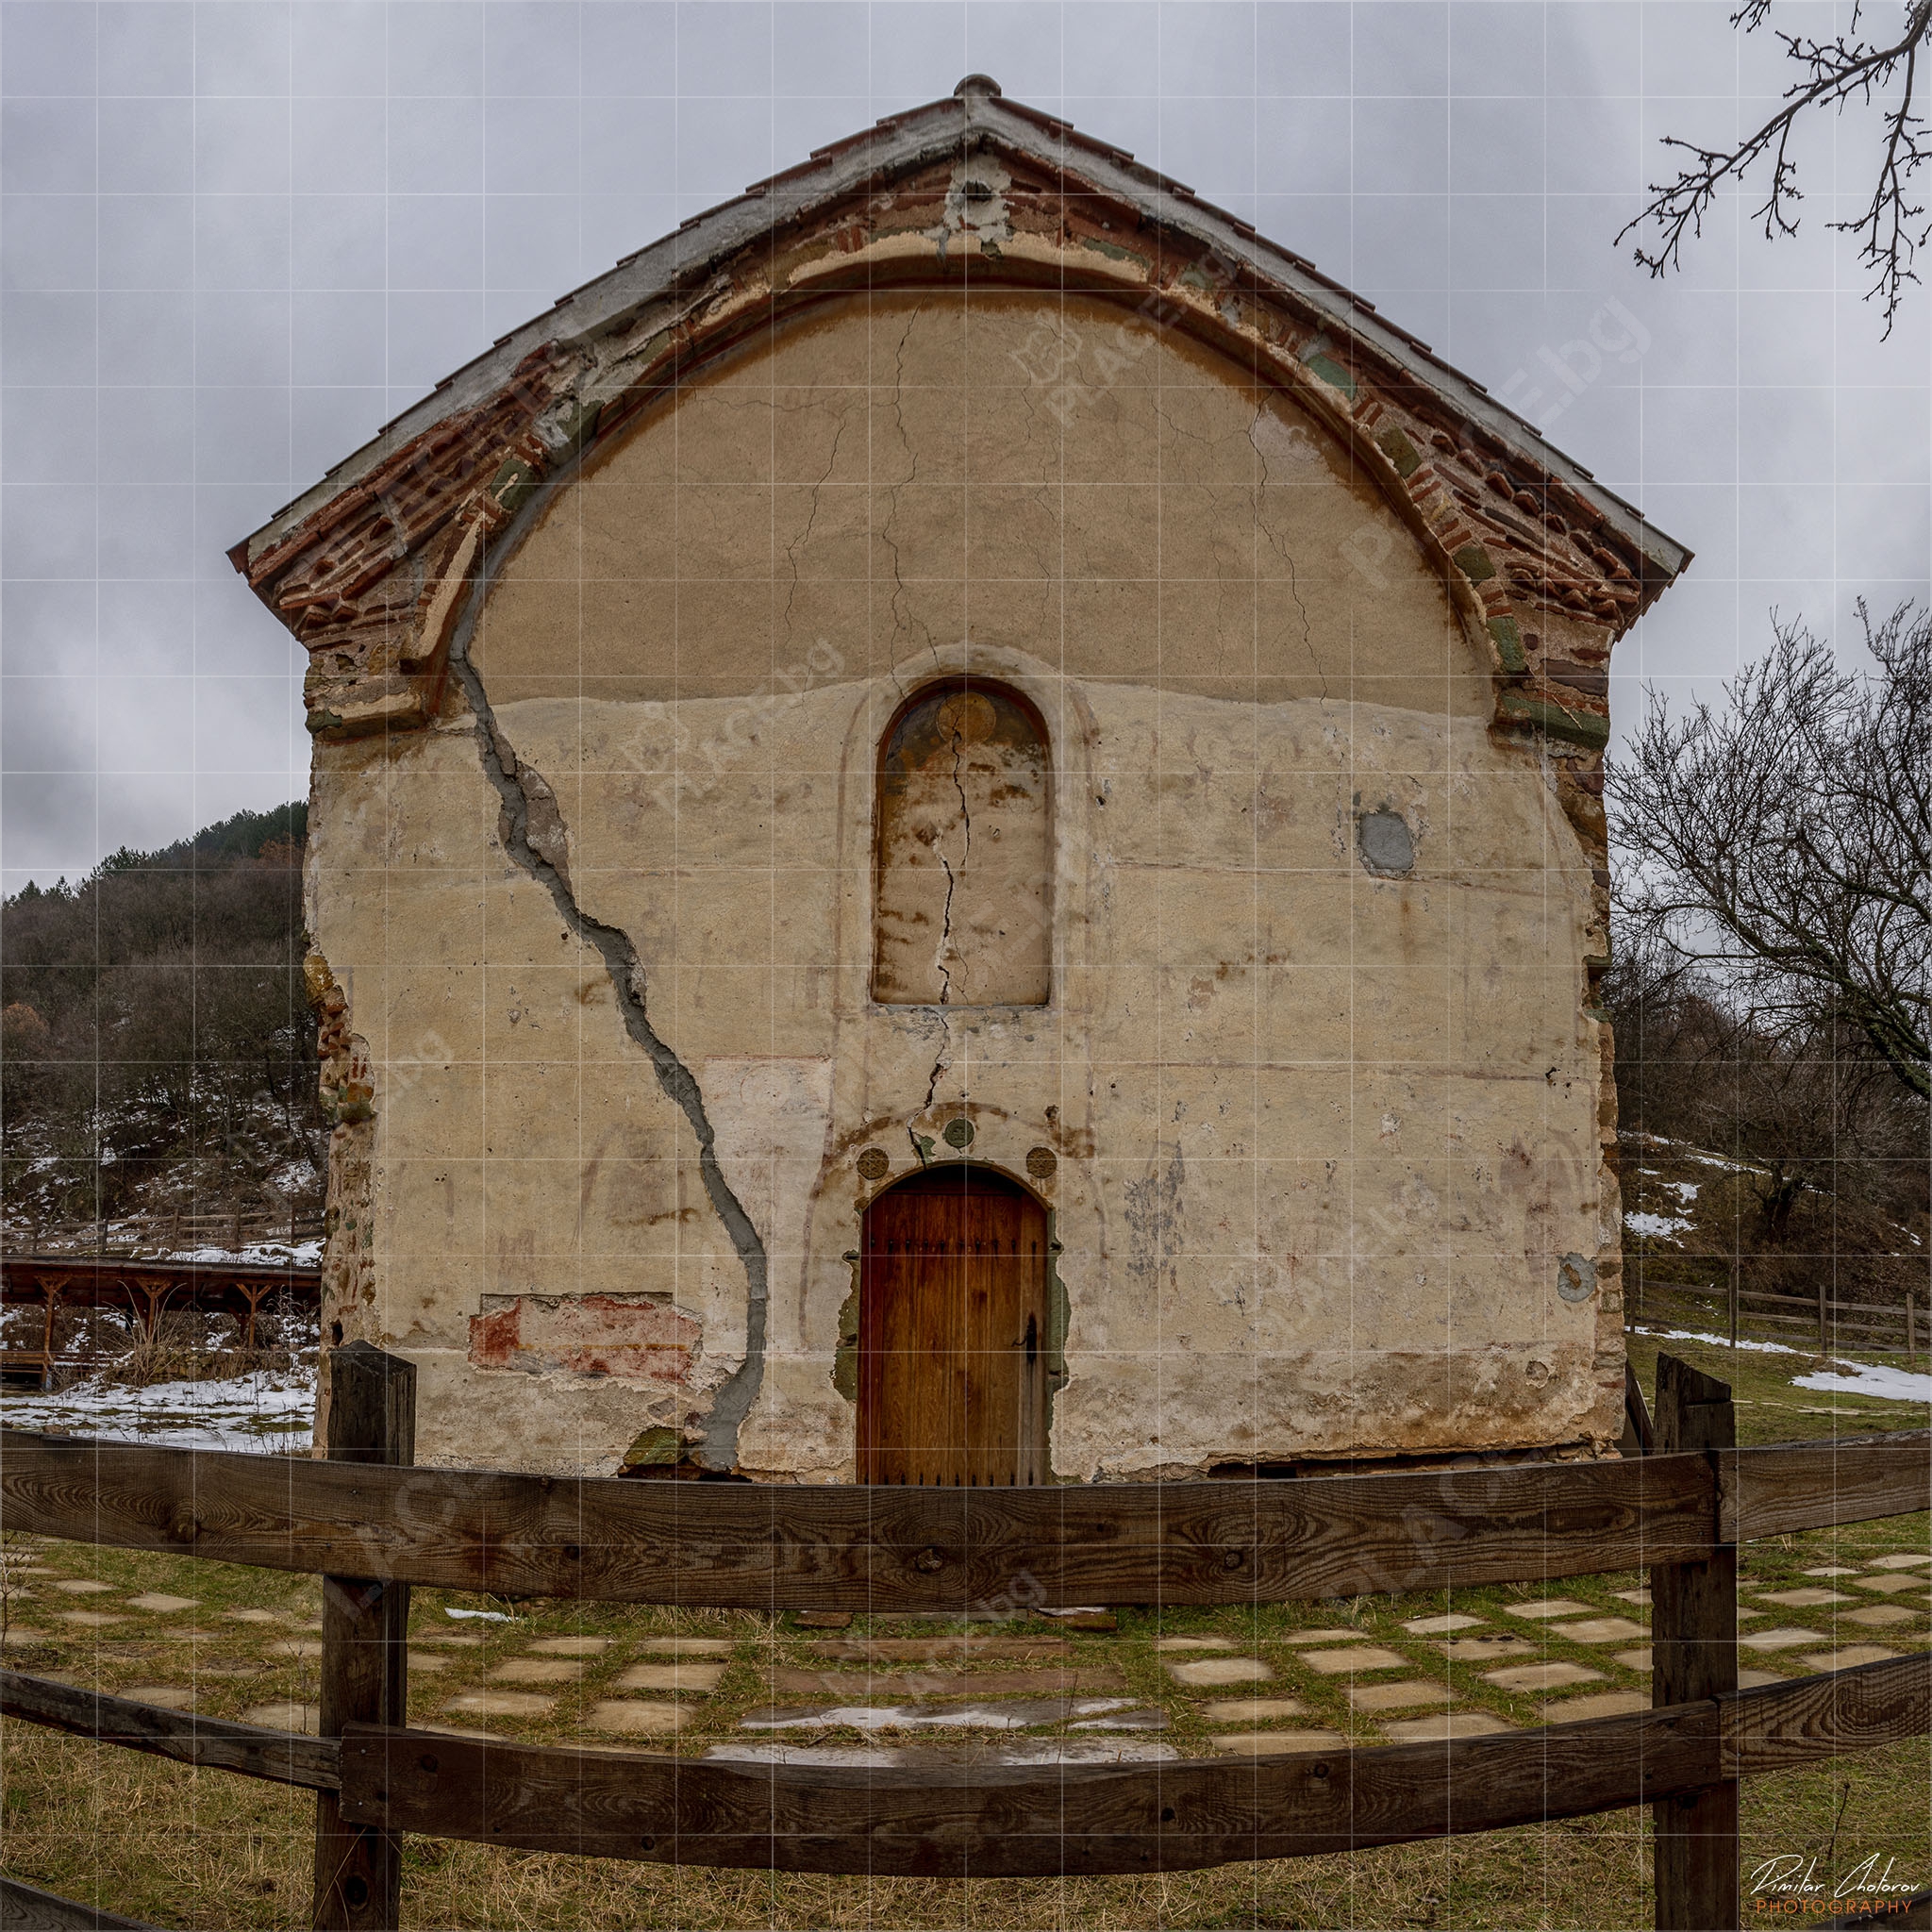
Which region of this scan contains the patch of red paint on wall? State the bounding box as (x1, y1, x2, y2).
(467, 1291, 699, 1381)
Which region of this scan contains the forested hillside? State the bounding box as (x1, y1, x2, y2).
(1606, 927, 1929, 1318)
(0, 805, 324, 1245)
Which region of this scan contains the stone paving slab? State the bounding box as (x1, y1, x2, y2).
(121, 1685, 195, 1709)
(1841, 1605, 1919, 1628)
(1504, 1599, 1593, 1621)
(1541, 1690, 1647, 1723)
(1439, 1637, 1539, 1662)
(492, 1658, 583, 1684)
(1199, 1697, 1309, 1724)
(1852, 1575, 1932, 1596)
(124, 1594, 197, 1613)
(51, 1580, 117, 1596)
(1348, 1679, 1453, 1712)
(1802, 1567, 1860, 1578)
(1800, 1646, 1898, 1672)
(408, 1633, 483, 1647)
(527, 1637, 612, 1657)
(1757, 1588, 1855, 1607)
(407, 1651, 451, 1672)
(225, 1609, 283, 1625)
(1208, 1731, 1346, 1755)
(739, 1696, 1133, 1732)
(1612, 1589, 1652, 1606)
(1069, 1707, 1167, 1731)
(1866, 1555, 1932, 1571)
(1738, 1669, 1788, 1689)
(1382, 1712, 1514, 1741)
(706, 1739, 1176, 1766)
(241, 1701, 319, 1734)
(812, 1637, 1066, 1664)
(1612, 1647, 1654, 1672)
(614, 1662, 726, 1694)
(447, 1690, 555, 1718)
(1165, 1657, 1270, 1687)
(1155, 1636, 1236, 1652)
(1741, 1626, 1825, 1651)
(1485, 1662, 1604, 1693)
(1546, 1617, 1648, 1643)
(1282, 1629, 1372, 1644)
(1297, 1646, 1407, 1674)
(633, 1637, 736, 1657)
(1401, 1614, 1485, 1635)
(585, 1700, 691, 1736)
(56, 1611, 121, 1627)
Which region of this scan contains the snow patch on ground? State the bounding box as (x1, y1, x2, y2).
(1632, 1325, 1932, 1407)
(1625, 1210, 1694, 1240)
(1793, 1361, 1932, 1407)
(171, 1240, 323, 1266)
(1633, 1325, 1802, 1356)
(0, 1358, 316, 1451)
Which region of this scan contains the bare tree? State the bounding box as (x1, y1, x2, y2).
(1618, 0, 1932, 334)
(1608, 604, 1930, 1103)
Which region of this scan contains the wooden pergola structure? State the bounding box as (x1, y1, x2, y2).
(0, 1253, 321, 1385)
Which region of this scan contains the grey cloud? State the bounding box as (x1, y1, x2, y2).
(1, 0, 1928, 884)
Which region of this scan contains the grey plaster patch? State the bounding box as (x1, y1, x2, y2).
(449, 596, 770, 1470)
(1357, 809, 1415, 877)
(1557, 1254, 1596, 1304)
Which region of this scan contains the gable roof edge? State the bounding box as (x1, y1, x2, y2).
(240, 88, 1689, 588)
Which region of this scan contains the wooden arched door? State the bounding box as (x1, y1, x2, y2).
(858, 1168, 1049, 1486)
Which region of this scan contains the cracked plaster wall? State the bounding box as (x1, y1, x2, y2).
(305, 291, 1623, 1476)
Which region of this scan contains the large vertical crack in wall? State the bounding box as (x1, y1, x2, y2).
(447, 639, 769, 1470)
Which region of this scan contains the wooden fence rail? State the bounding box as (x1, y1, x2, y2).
(2, 1427, 1924, 1611)
(2, 1347, 1929, 1930)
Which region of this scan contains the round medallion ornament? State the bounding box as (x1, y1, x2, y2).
(1025, 1145, 1058, 1179)
(942, 1117, 975, 1149)
(856, 1147, 891, 1181)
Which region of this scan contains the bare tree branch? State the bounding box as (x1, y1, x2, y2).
(1617, 0, 1932, 334)
(1607, 604, 1932, 1103)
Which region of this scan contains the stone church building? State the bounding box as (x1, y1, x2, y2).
(237, 80, 1689, 1481)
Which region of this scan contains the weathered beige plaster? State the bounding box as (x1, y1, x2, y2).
(306, 291, 1622, 1476)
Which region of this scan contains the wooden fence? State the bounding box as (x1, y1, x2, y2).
(1629, 1269, 1927, 1360)
(1, 1344, 1928, 1931)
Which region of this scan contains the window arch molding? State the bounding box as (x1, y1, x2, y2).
(871, 677, 1053, 1008)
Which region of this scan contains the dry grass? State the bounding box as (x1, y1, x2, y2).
(7, 1720, 1927, 1930)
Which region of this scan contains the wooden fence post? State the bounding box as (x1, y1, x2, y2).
(312, 1341, 414, 1932)
(1652, 1351, 1740, 1931)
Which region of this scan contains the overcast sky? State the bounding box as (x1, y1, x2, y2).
(3, 0, 1928, 889)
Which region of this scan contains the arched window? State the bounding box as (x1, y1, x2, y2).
(873, 680, 1050, 1007)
